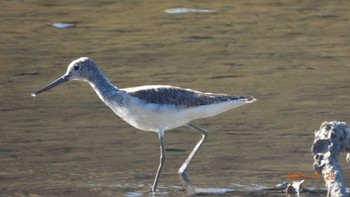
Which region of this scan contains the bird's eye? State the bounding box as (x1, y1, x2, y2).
(74, 65, 80, 70)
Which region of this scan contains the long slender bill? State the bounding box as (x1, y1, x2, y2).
(31, 75, 69, 97)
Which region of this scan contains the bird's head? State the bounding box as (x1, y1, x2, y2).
(31, 57, 98, 96)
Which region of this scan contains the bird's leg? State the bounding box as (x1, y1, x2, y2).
(178, 123, 208, 190)
(152, 129, 166, 193)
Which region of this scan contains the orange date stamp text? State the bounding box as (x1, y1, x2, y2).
(287, 172, 334, 181)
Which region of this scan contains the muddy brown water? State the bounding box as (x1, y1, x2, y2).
(1, 0, 350, 196)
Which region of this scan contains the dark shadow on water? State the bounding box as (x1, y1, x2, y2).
(114, 183, 327, 197)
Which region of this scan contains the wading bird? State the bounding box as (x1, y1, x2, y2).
(32, 57, 256, 193)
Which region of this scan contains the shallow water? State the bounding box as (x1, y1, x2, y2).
(1, 0, 350, 196)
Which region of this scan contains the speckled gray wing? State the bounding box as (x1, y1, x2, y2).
(127, 86, 254, 107)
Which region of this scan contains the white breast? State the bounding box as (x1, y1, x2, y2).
(108, 97, 248, 132)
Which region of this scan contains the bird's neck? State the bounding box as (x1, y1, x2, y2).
(87, 71, 122, 104)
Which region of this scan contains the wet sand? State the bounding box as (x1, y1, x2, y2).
(1, 0, 350, 196)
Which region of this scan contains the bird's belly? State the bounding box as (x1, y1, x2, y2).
(112, 104, 189, 132)
(109, 101, 247, 132)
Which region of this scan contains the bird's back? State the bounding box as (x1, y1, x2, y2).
(124, 85, 255, 107)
